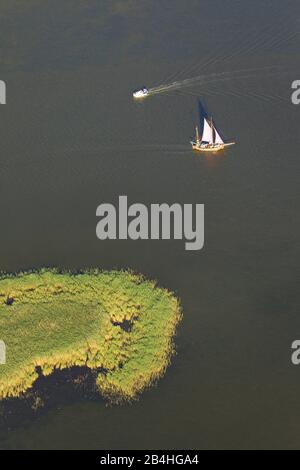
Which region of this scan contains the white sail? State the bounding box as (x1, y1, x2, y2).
(214, 125, 224, 144)
(202, 118, 213, 143)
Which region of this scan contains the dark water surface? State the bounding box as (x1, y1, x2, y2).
(0, 0, 300, 449)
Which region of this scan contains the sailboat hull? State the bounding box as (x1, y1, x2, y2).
(191, 142, 235, 152)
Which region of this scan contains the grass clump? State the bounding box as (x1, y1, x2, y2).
(0, 269, 181, 402)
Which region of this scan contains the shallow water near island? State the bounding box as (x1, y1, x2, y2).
(0, 0, 300, 449)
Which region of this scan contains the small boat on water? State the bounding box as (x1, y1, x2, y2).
(191, 116, 235, 152)
(133, 87, 149, 99)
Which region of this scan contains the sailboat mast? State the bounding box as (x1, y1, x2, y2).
(211, 117, 214, 144)
(195, 125, 200, 144)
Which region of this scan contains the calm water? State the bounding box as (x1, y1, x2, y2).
(0, 0, 300, 449)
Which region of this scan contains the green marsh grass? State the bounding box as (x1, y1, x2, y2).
(0, 269, 181, 402)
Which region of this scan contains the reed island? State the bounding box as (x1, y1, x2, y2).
(0, 269, 181, 402)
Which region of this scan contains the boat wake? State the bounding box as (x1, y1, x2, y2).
(144, 11, 299, 103)
(148, 66, 289, 97)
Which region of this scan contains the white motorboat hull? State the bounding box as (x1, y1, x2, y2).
(133, 88, 149, 99)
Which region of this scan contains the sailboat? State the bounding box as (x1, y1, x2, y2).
(190, 116, 235, 152)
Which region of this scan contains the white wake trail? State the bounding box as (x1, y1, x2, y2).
(148, 66, 282, 96)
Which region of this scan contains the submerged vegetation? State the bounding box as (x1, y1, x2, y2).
(0, 269, 181, 402)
